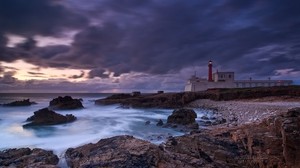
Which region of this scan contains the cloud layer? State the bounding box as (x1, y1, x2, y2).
(0, 0, 299, 92)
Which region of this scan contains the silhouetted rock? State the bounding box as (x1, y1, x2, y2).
(2, 99, 36, 106)
(23, 108, 76, 127)
(156, 119, 164, 126)
(0, 148, 59, 167)
(145, 120, 151, 125)
(49, 96, 83, 110)
(65, 135, 216, 168)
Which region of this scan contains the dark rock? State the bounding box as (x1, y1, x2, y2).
(96, 86, 300, 108)
(106, 93, 132, 99)
(65, 135, 216, 168)
(132, 91, 141, 96)
(230, 108, 300, 167)
(0, 148, 59, 167)
(200, 115, 209, 120)
(49, 96, 83, 110)
(212, 118, 227, 125)
(156, 119, 164, 126)
(199, 120, 212, 126)
(2, 99, 36, 106)
(166, 109, 199, 130)
(23, 108, 76, 127)
(167, 109, 197, 125)
(145, 121, 151, 125)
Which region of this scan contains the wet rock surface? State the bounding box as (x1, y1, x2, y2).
(65, 107, 300, 168)
(156, 119, 164, 126)
(2, 99, 36, 106)
(49, 96, 83, 110)
(23, 108, 76, 127)
(166, 108, 199, 130)
(65, 135, 217, 168)
(0, 148, 59, 168)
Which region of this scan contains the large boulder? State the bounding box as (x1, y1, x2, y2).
(23, 108, 76, 127)
(2, 99, 36, 106)
(49, 96, 83, 110)
(0, 148, 59, 167)
(167, 109, 198, 130)
(65, 135, 217, 168)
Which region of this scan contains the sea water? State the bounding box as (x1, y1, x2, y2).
(0, 93, 211, 166)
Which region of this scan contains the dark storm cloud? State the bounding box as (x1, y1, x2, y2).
(50, 0, 299, 79)
(0, 0, 88, 36)
(69, 71, 85, 79)
(0, 71, 17, 84)
(28, 72, 45, 75)
(0, 0, 87, 66)
(88, 68, 110, 79)
(1, 0, 300, 84)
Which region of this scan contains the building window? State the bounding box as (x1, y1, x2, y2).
(229, 75, 231, 78)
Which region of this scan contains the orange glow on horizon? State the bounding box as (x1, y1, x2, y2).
(1, 60, 89, 82)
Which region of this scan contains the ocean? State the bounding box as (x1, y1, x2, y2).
(0, 93, 210, 166)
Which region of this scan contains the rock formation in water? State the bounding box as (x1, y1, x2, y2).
(2, 99, 36, 106)
(166, 108, 199, 130)
(49, 96, 83, 110)
(23, 108, 76, 127)
(0, 148, 59, 167)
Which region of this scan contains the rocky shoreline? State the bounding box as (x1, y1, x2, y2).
(1, 88, 300, 168)
(188, 96, 300, 126)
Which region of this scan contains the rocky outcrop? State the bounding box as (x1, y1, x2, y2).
(49, 96, 83, 110)
(65, 135, 218, 168)
(167, 108, 199, 129)
(0, 148, 59, 168)
(23, 108, 76, 127)
(95, 92, 207, 108)
(2, 99, 36, 106)
(64, 107, 299, 168)
(95, 86, 300, 108)
(230, 107, 300, 167)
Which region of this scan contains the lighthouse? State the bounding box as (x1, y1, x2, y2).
(208, 60, 213, 82)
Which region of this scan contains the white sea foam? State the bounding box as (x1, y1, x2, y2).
(0, 94, 209, 161)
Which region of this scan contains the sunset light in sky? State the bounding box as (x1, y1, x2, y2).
(1, 60, 89, 81)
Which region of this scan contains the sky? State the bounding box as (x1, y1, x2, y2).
(0, 0, 299, 93)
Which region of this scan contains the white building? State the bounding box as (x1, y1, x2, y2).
(184, 61, 293, 92)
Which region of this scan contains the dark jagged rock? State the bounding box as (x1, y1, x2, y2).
(156, 119, 164, 126)
(65, 135, 217, 168)
(2, 99, 36, 106)
(167, 109, 197, 125)
(145, 120, 151, 125)
(23, 108, 76, 127)
(49, 96, 83, 110)
(0, 148, 59, 167)
(230, 107, 300, 167)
